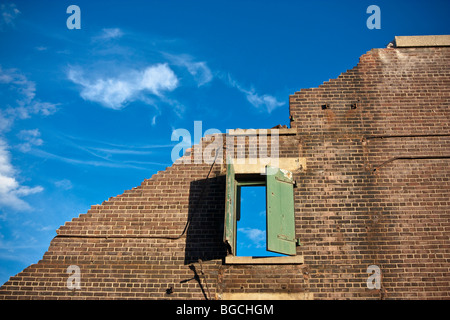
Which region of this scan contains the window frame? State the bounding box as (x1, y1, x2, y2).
(224, 163, 299, 261)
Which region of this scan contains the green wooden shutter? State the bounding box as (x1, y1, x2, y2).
(224, 159, 236, 254)
(266, 166, 296, 255)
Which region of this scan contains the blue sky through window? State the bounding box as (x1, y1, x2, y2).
(237, 186, 285, 257)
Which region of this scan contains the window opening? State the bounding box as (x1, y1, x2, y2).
(236, 185, 286, 257)
(224, 163, 298, 256)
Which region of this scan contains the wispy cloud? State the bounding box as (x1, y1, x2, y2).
(165, 53, 213, 87)
(0, 66, 56, 211)
(0, 3, 20, 31)
(0, 66, 56, 209)
(54, 179, 72, 190)
(0, 66, 59, 124)
(87, 147, 154, 156)
(69, 27, 283, 116)
(17, 129, 43, 152)
(25, 133, 173, 171)
(29, 148, 169, 170)
(61, 133, 177, 150)
(225, 74, 285, 113)
(0, 66, 35, 105)
(67, 63, 179, 110)
(0, 138, 43, 211)
(94, 28, 124, 41)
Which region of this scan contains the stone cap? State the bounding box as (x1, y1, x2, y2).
(393, 35, 450, 47)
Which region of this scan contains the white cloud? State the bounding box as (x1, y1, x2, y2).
(225, 74, 285, 113)
(238, 227, 266, 248)
(0, 3, 20, 30)
(0, 138, 43, 211)
(68, 63, 179, 110)
(140, 64, 179, 94)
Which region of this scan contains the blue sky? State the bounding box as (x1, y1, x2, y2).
(237, 186, 285, 257)
(0, 0, 448, 285)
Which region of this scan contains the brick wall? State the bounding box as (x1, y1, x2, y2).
(0, 45, 449, 300)
(290, 46, 450, 299)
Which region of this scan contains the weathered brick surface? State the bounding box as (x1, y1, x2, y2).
(0, 46, 449, 300)
(290, 46, 450, 299)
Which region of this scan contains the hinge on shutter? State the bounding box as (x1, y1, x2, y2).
(277, 235, 302, 247)
(274, 177, 297, 186)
